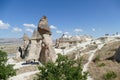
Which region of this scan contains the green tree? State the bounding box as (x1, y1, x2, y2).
(0, 50, 16, 80)
(37, 54, 88, 80)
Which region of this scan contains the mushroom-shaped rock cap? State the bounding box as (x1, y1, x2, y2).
(38, 16, 51, 35)
(31, 29, 42, 40)
(23, 33, 29, 41)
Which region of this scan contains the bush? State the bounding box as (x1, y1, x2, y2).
(37, 54, 88, 80)
(93, 54, 100, 63)
(98, 63, 105, 67)
(103, 71, 117, 80)
(0, 50, 16, 80)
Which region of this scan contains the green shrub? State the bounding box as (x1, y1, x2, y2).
(37, 54, 88, 80)
(0, 50, 16, 80)
(93, 54, 100, 63)
(98, 63, 105, 67)
(103, 71, 117, 80)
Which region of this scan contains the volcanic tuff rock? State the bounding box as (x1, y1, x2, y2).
(18, 16, 56, 64)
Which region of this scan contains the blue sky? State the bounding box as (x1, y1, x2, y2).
(0, 0, 120, 39)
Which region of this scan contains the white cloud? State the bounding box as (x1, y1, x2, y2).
(13, 27, 22, 32)
(92, 28, 96, 32)
(74, 28, 83, 32)
(50, 25, 57, 29)
(0, 20, 10, 29)
(64, 32, 69, 34)
(26, 28, 33, 33)
(23, 23, 36, 28)
(56, 30, 62, 34)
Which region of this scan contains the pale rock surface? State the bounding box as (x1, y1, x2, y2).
(17, 16, 56, 64)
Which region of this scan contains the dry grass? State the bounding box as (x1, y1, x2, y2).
(88, 41, 120, 80)
(80, 53, 90, 65)
(89, 60, 120, 80)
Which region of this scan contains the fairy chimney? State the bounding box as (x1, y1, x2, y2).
(31, 29, 42, 40)
(17, 16, 56, 64)
(38, 16, 56, 64)
(23, 33, 29, 49)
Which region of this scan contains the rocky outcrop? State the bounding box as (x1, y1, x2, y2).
(38, 16, 51, 35)
(38, 16, 56, 64)
(21, 33, 30, 59)
(92, 41, 120, 61)
(55, 34, 92, 49)
(18, 16, 56, 64)
(114, 46, 120, 62)
(31, 29, 42, 40)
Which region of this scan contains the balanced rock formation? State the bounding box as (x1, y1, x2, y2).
(38, 16, 56, 64)
(38, 16, 51, 35)
(22, 33, 30, 59)
(18, 16, 56, 64)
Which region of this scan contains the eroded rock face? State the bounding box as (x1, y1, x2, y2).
(114, 46, 120, 62)
(38, 16, 51, 35)
(39, 43, 50, 64)
(18, 16, 56, 64)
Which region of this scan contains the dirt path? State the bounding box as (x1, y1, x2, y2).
(82, 44, 104, 80)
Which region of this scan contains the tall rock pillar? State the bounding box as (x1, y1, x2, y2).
(38, 16, 56, 64)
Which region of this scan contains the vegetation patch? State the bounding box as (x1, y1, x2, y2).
(98, 63, 105, 67)
(93, 54, 100, 63)
(103, 71, 117, 80)
(36, 54, 88, 80)
(0, 50, 16, 80)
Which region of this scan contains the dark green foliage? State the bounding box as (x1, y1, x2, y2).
(103, 71, 117, 80)
(0, 50, 16, 80)
(37, 54, 88, 80)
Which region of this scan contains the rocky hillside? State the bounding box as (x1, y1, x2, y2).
(88, 41, 120, 80)
(5, 35, 120, 80)
(63, 35, 120, 80)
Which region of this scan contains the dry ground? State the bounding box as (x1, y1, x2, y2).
(0, 44, 20, 54)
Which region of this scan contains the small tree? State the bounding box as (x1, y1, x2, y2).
(37, 54, 88, 80)
(0, 50, 16, 80)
